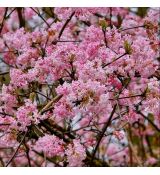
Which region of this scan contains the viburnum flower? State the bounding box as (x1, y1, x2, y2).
(0, 7, 159, 167)
(12, 99, 46, 131)
(10, 69, 28, 88)
(65, 139, 86, 166)
(34, 135, 65, 158)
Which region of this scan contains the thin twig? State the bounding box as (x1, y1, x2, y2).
(120, 25, 145, 31)
(24, 143, 31, 167)
(5, 131, 28, 167)
(34, 90, 51, 100)
(125, 126, 143, 166)
(91, 104, 117, 162)
(40, 94, 63, 114)
(0, 8, 8, 34)
(58, 11, 75, 39)
(0, 71, 9, 76)
(109, 94, 142, 100)
(136, 111, 160, 132)
(6, 8, 16, 18)
(102, 28, 118, 54)
(30, 8, 50, 28)
(102, 53, 127, 68)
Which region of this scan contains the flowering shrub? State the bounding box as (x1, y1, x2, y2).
(0, 7, 159, 167)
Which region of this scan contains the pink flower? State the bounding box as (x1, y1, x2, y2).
(14, 99, 45, 131)
(65, 139, 86, 166)
(10, 69, 28, 88)
(34, 135, 64, 158)
(113, 131, 125, 140)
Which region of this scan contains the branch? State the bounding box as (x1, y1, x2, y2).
(24, 143, 31, 167)
(40, 94, 63, 114)
(58, 11, 75, 39)
(126, 129, 143, 166)
(30, 8, 50, 28)
(84, 151, 109, 167)
(5, 131, 28, 167)
(0, 8, 8, 34)
(102, 53, 127, 68)
(34, 90, 51, 100)
(120, 25, 145, 32)
(136, 111, 160, 132)
(17, 8, 25, 28)
(91, 104, 117, 162)
(102, 28, 118, 54)
(109, 94, 143, 100)
(0, 71, 9, 76)
(33, 150, 62, 167)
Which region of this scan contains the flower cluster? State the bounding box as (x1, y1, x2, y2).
(65, 139, 86, 166)
(0, 7, 159, 167)
(34, 135, 64, 158)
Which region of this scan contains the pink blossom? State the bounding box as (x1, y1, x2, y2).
(65, 139, 86, 166)
(34, 135, 64, 158)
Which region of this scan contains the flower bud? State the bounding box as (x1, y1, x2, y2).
(99, 19, 108, 31)
(124, 40, 132, 55)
